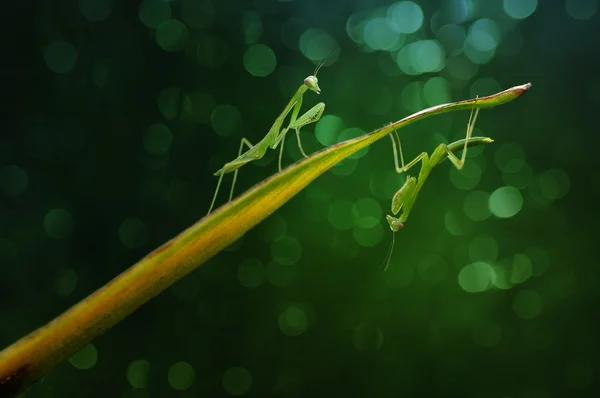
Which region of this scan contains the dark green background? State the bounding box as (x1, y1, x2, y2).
(2, 0, 599, 396)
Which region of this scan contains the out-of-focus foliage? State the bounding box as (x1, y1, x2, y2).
(0, 0, 597, 397)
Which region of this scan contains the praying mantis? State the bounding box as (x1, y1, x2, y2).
(206, 64, 327, 215)
(381, 105, 490, 271)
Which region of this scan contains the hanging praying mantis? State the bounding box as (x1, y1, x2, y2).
(206, 62, 329, 215)
(381, 104, 490, 271)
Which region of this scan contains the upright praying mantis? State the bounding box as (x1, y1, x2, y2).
(206, 64, 328, 215)
(381, 105, 490, 271)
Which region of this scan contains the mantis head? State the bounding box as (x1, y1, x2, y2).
(304, 75, 321, 94)
(386, 215, 404, 232)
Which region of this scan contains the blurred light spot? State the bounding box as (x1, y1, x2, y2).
(182, 0, 215, 29)
(513, 289, 542, 319)
(244, 44, 276, 77)
(472, 321, 502, 346)
(510, 253, 532, 284)
(464, 38, 496, 65)
(468, 19, 501, 52)
(271, 236, 302, 265)
(280, 18, 308, 50)
(168, 361, 195, 391)
(395, 44, 418, 75)
(444, 210, 472, 236)
(183, 92, 215, 123)
(389, 1, 424, 34)
(491, 263, 514, 290)
(127, 359, 150, 389)
(196, 35, 230, 68)
(156, 19, 189, 52)
(463, 190, 491, 221)
(369, 170, 400, 201)
(566, 0, 598, 20)
(470, 77, 502, 97)
(243, 12, 263, 44)
(418, 253, 448, 284)
(353, 223, 384, 247)
(44, 40, 77, 74)
(44, 208, 74, 239)
(157, 86, 181, 120)
(299, 28, 339, 62)
(446, 0, 474, 23)
(278, 305, 308, 336)
(459, 262, 496, 292)
(400, 81, 425, 112)
(266, 261, 296, 287)
(54, 268, 77, 296)
(315, 114, 344, 146)
(237, 259, 264, 288)
(450, 161, 482, 190)
(360, 84, 393, 115)
(468, 234, 498, 262)
(352, 323, 383, 352)
(338, 127, 369, 159)
(79, 0, 112, 22)
(494, 142, 526, 173)
(69, 344, 98, 370)
(304, 183, 331, 203)
(538, 168, 570, 200)
(364, 17, 399, 51)
(435, 24, 466, 56)
(413, 40, 445, 73)
(565, 361, 595, 390)
(222, 366, 253, 395)
(502, 162, 533, 189)
(346, 11, 369, 45)
(445, 55, 478, 81)
(525, 246, 550, 277)
(211, 104, 242, 136)
(352, 198, 382, 228)
(139, 0, 171, 28)
(423, 76, 451, 106)
(331, 157, 358, 176)
(118, 218, 148, 249)
(260, 214, 287, 242)
(144, 123, 172, 155)
(0, 165, 28, 196)
(328, 199, 354, 230)
(489, 186, 523, 218)
(503, 0, 538, 19)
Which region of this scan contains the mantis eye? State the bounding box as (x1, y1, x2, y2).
(392, 220, 404, 231)
(304, 76, 321, 94)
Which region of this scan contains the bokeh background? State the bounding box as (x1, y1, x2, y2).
(2, 0, 599, 396)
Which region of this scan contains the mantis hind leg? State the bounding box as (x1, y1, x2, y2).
(295, 129, 308, 158)
(207, 137, 254, 215)
(444, 104, 480, 170)
(389, 124, 427, 174)
(229, 138, 254, 202)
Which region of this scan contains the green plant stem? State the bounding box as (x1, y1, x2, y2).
(0, 83, 531, 397)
